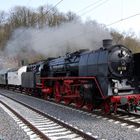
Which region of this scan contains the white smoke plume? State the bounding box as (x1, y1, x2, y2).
(3, 20, 111, 68)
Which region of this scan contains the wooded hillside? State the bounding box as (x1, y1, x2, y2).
(0, 5, 78, 50)
(0, 5, 140, 66)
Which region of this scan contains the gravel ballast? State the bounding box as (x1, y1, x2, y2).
(0, 105, 30, 140)
(0, 89, 140, 140)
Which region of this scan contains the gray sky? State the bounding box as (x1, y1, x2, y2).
(0, 0, 140, 37)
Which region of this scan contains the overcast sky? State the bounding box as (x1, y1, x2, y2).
(0, 0, 140, 37)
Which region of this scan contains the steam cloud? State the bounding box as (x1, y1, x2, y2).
(2, 20, 111, 68)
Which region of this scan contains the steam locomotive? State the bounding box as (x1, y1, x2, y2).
(0, 39, 140, 113)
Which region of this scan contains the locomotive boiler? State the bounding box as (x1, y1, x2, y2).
(39, 39, 140, 113)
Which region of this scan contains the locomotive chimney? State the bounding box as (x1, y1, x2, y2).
(103, 39, 112, 48)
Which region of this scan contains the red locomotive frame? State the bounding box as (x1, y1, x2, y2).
(37, 76, 140, 113)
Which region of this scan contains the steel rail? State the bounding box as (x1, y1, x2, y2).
(0, 93, 97, 140)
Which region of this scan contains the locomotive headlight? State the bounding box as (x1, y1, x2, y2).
(114, 88, 118, 94)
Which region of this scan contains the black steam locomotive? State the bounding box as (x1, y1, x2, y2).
(1, 39, 140, 113)
(44, 39, 133, 96)
(31, 39, 139, 113)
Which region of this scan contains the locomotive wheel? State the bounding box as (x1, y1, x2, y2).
(54, 81, 61, 103)
(64, 98, 72, 105)
(43, 94, 48, 100)
(75, 98, 85, 108)
(85, 103, 94, 111)
(102, 102, 111, 114)
(55, 96, 61, 103)
(122, 104, 130, 113)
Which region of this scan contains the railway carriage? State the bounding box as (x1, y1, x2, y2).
(0, 69, 9, 88)
(7, 66, 27, 90)
(7, 68, 19, 89)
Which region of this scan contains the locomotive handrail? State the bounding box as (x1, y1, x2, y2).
(41, 76, 97, 80)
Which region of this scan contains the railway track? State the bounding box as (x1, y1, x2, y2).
(95, 111, 140, 131)
(54, 102, 140, 131)
(44, 98, 140, 131)
(64, 103, 140, 131)
(34, 93, 140, 131)
(1, 89, 140, 134)
(0, 94, 97, 140)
